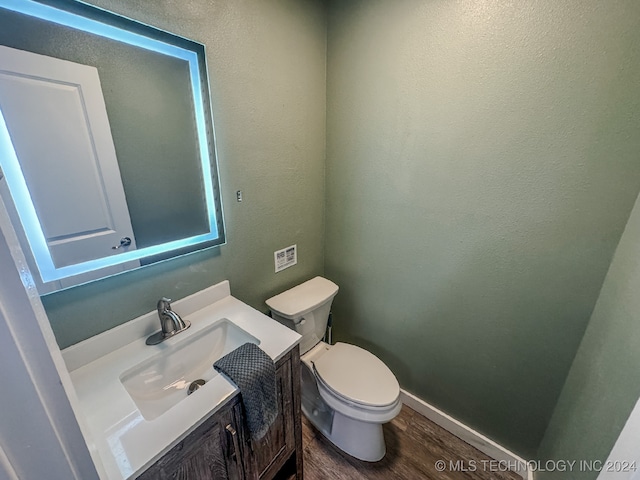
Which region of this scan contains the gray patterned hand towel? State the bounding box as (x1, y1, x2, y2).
(214, 343, 277, 440)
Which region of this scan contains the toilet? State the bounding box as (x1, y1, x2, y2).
(266, 276, 401, 462)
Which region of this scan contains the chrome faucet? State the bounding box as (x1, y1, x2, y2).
(146, 297, 190, 345)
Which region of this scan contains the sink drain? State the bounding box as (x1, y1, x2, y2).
(187, 379, 206, 395)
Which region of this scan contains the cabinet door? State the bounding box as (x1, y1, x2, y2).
(137, 398, 244, 480)
(245, 355, 295, 479)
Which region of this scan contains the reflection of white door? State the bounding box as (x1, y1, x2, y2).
(0, 45, 138, 286)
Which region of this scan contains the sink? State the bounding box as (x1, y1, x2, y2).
(120, 318, 259, 421)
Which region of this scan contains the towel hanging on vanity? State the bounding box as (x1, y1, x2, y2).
(214, 342, 278, 440)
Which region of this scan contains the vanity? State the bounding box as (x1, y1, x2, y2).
(62, 281, 302, 480)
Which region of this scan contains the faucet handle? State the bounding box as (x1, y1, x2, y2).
(147, 297, 189, 345)
(157, 297, 173, 312)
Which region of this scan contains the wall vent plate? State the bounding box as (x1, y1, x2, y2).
(274, 244, 297, 273)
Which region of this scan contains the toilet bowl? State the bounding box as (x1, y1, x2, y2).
(266, 277, 401, 461)
(301, 341, 401, 461)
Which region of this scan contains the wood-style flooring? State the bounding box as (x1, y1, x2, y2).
(301, 405, 521, 480)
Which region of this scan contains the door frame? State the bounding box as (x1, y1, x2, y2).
(597, 397, 640, 480)
(0, 196, 102, 478)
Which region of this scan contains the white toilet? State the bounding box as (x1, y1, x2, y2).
(266, 276, 401, 462)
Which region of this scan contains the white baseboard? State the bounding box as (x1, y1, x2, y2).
(400, 389, 533, 480)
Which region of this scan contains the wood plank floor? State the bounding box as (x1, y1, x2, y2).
(301, 405, 521, 480)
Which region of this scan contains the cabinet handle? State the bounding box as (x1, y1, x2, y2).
(226, 424, 240, 462)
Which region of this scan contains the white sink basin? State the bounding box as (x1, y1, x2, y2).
(120, 318, 259, 421)
(64, 280, 301, 480)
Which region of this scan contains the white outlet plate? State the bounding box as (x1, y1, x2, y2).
(274, 244, 297, 273)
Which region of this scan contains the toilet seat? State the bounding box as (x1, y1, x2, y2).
(314, 373, 401, 424)
(312, 342, 399, 408)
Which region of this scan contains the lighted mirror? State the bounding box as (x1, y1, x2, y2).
(0, 0, 225, 294)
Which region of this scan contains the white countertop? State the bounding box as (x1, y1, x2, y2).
(62, 281, 300, 480)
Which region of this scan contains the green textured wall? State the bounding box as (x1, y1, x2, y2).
(536, 190, 640, 479)
(42, 0, 327, 349)
(325, 0, 640, 456)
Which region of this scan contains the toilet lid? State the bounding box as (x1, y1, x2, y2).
(312, 342, 399, 407)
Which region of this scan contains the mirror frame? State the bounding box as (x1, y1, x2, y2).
(0, 0, 225, 284)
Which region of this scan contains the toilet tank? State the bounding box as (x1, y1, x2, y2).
(266, 276, 339, 354)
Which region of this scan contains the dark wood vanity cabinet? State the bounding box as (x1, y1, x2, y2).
(137, 396, 245, 480)
(137, 345, 302, 480)
(244, 346, 302, 480)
